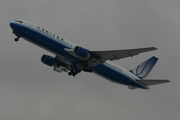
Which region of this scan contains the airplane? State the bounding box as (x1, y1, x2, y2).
(9, 20, 170, 90)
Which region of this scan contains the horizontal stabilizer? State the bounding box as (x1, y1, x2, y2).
(128, 79, 170, 90)
(136, 79, 170, 86)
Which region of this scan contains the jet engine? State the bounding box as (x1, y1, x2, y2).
(41, 55, 55, 67)
(74, 46, 91, 60)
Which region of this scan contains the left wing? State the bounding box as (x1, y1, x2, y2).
(90, 47, 157, 62)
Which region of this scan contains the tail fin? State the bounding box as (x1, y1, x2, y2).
(130, 56, 158, 79)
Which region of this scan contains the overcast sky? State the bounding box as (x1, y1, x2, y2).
(0, 0, 179, 120)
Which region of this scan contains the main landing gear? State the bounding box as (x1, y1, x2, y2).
(68, 68, 93, 77)
(68, 70, 78, 76)
(14, 37, 20, 42)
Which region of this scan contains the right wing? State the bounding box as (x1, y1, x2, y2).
(65, 46, 157, 67)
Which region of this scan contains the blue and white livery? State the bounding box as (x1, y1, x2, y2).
(10, 20, 170, 90)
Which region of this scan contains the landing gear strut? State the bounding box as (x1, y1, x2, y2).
(83, 68, 93, 73)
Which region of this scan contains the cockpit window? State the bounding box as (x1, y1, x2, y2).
(15, 20, 23, 23)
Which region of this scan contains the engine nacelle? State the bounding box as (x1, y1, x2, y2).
(41, 55, 55, 67)
(74, 46, 91, 60)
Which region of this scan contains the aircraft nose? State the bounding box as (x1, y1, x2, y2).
(10, 22, 16, 29)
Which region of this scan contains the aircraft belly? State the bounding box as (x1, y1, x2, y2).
(92, 64, 130, 85)
(92, 64, 147, 89)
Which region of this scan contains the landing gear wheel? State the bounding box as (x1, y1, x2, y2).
(14, 38, 19, 42)
(72, 73, 75, 76)
(68, 72, 72, 76)
(68, 70, 78, 76)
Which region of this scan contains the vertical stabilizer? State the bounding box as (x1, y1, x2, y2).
(130, 56, 158, 79)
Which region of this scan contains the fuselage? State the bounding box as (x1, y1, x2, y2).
(10, 20, 147, 89)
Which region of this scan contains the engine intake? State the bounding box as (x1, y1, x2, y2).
(41, 55, 55, 67)
(74, 46, 91, 60)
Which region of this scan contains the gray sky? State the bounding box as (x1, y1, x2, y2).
(0, 0, 179, 120)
